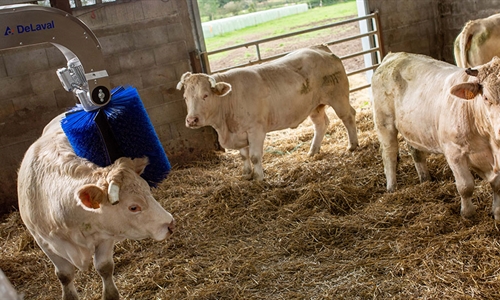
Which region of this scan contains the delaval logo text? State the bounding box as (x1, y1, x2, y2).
(4, 20, 55, 36)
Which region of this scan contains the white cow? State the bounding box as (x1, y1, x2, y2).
(177, 44, 358, 180)
(17, 114, 176, 300)
(454, 13, 500, 67)
(372, 52, 500, 221)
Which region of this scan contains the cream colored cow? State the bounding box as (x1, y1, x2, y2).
(17, 114, 176, 300)
(372, 52, 500, 221)
(454, 13, 500, 67)
(177, 44, 358, 181)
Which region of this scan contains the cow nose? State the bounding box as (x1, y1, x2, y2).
(186, 116, 199, 127)
(168, 218, 176, 235)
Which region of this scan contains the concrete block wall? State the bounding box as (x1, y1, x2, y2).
(75, 0, 218, 158)
(437, 0, 500, 64)
(0, 43, 77, 214)
(367, 0, 440, 60)
(367, 0, 500, 64)
(0, 0, 218, 213)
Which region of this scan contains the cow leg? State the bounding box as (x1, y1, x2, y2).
(308, 105, 329, 156)
(239, 147, 253, 180)
(408, 144, 431, 183)
(492, 192, 500, 222)
(40, 246, 79, 300)
(446, 155, 476, 218)
(330, 101, 358, 151)
(489, 177, 500, 221)
(94, 240, 119, 300)
(374, 118, 399, 192)
(248, 130, 266, 181)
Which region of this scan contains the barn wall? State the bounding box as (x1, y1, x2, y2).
(367, 0, 500, 64)
(437, 0, 500, 64)
(366, 0, 441, 60)
(0, 0, 218, 214)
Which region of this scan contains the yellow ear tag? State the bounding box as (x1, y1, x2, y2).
(465, 90, 475, 99)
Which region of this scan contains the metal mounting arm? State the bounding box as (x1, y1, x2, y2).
(0, 4, 110, 111)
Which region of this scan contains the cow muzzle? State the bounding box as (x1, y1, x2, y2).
(186, 116, 199, 128)
(168, 218, 176, 235)
(157, 218, 175, 241)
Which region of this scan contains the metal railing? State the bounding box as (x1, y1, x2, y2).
(200, 11, 384, 93)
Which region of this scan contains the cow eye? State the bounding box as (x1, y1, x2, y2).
(202, 94, 208, 100)
(128, 205, 142, 212)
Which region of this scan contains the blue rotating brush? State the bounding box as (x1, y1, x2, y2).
(1, 4, 170, 187)
(61, 86, 171, 187)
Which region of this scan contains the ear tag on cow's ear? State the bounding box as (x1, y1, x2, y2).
(465, 90, 475, 100)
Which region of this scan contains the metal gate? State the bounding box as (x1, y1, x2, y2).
(199, 11, 383, 93)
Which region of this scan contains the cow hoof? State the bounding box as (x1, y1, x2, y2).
(348, 143, 358, 151)
(308, 147, 320, 156)
(253, 175, 264, 182)
(242, 173, 253, 180)
(492, 207, 500, 222)
(460, 205, 477, 219)
(307, 151, 317, 157)
(387, 184, 397, 193)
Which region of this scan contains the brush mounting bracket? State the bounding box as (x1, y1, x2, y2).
(0, 4, 111, 111)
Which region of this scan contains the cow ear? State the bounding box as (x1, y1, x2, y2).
(450, 83, 481, 100)
(76, 184, 106, 211)
(213, 82, 232, 97)
(132, 157, 149, 175)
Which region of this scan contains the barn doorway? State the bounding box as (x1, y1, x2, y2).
(189, 0, 381, 97)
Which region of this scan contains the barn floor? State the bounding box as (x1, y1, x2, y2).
(2, 94, 500, 299)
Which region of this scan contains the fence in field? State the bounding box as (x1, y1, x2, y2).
(202, 4, 308, 38)
(200, 11, 383, 93)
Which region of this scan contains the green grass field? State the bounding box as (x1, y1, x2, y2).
(204, 1, 358, 51)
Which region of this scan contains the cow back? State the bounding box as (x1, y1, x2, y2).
(212, 45, 349, 132)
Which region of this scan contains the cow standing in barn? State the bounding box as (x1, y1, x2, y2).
(177, 44, 358, 181)
(371, 52, 500, 221)
(17, 114, 176, 300)
(454, 13, 500, 68)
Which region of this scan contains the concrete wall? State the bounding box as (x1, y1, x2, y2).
(0, 0, 217, 214)
(438, 0, 500, 63)
(366, 0, 440, 60)
(367, 0, 500, 64)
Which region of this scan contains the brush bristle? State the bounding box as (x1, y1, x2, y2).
(61, 86, 171, 187)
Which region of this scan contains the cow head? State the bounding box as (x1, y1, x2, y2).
(75, 157, 175, 241)
(450, 56, 500, 139)
(177, 72, 232, 128)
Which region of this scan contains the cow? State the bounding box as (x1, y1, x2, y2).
(371, 51, 500, 221)
(454, 13, 500, 68)
(17, 113, 176, 300)
(176, 44, 358, 181)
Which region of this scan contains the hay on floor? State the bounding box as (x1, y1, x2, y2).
(2, 94, 500, 300)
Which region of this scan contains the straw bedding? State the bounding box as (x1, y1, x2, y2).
(2, 91, 500, 299)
